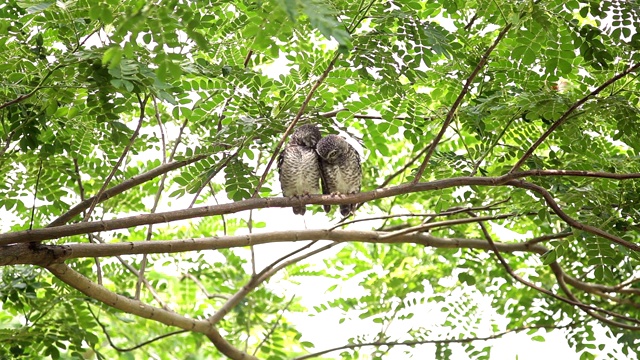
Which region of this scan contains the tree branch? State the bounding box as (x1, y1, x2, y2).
(0, 63, 66, 110)
(473, 215, 640, 329)
(83, 94, 150, 222)
(46, 262, 257, 359)
(293, 323, 574, 360)
(510, 61, 640, 172)
(87, 304, 187, 352)
(333, 200, 509, 230)
(253, 295, 296, 356)
(207, 241, 334, 325)
(5, 229, 551, 266)
(252, 52, 341, 197)
(507, 179, 640, 251)
(4, 170, 638, 247)
(379, 213, 521, 240)
(47, 155, 207, 227)
(413, 23, 512, 182)
(136, 99, 195, 300)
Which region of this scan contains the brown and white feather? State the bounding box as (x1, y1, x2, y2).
(316, 135, 362, 216)
(277, 124, 323, 215)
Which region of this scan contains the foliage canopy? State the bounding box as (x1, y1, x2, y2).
(1, 0, 640, 359)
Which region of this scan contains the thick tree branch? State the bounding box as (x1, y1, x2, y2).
(46, 262, 257, 359)
(510, 61, 640, 172)
(3, 229, 550, 266)
(47, 262, 212, 331)
(4, 170, 638, 248)
(413, 23, 512, 182)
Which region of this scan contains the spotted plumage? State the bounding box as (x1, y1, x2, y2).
(277, 124, 322, 215)
(316, 134, 362, 216)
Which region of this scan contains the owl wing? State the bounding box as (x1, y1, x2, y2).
(277, 148, 285, 174)
(349, 143, 362, 192)
(340, 144, 362, 217)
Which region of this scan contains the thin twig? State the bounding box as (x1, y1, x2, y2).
(74, 157, 103, 285)
(252, 52, 341, 197)
(88, 233, 170, 309)
(189, 145, 243, 208)
(0, 64, 66, 110)
(86, 304, 187, 352)
(153, 96, 167, 164)
(29, 160, 43, 230)
(208, 241, 336, 325)
(136, 95, 191, 300)
(413, 23, 512, 182)
(83, 94, 150, 222)
(293, 323, 575, 360)
(379, 213, 520, 239)
(253, 295, 296, 356)
(208, 183, 227, 235)
(181, 272, 230, 300)
(521, 232, 572, 246)
(48, 155, 207, 227)
(334, 200, 510, 231)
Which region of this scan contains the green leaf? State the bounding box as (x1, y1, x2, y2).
(102, 46, 123, 69)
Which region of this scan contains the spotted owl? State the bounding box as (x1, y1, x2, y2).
(316, 134, 362, 216)
(277, 124, 322, 215)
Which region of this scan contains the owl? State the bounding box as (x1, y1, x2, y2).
(290, 124, 322, 147)
(316, 134, 362, 216)
(277, 124, 322, 215)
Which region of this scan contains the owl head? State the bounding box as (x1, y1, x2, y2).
(316, 134, 350, 164)
(290, 124, 322, 148)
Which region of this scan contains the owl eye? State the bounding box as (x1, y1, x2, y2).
(327, 149, 339, 160)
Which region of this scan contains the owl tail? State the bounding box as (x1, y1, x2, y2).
(323, 205, 331, 213)
(340, 204, 355, 217)
(292, 206, 306, 215)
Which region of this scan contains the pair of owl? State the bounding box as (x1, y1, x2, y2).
(277, 124, 362, 216)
